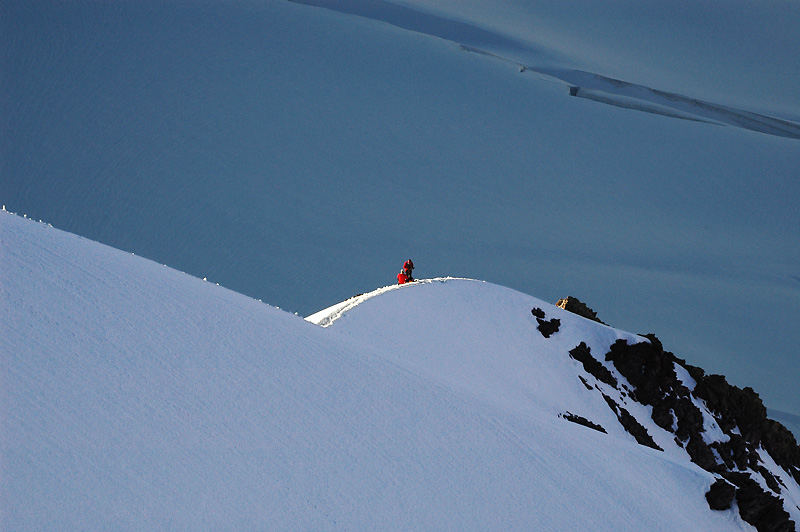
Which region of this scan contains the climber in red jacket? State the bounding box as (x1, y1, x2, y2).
(397, 259, 415, 284)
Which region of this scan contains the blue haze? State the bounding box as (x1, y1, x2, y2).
(2, 1, 799, 414)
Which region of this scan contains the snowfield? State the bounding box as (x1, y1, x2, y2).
(7, 210, 799, 530)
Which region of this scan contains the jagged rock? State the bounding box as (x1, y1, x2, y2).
(705, 479, 736, 510)
(577, 376, 593, 390)
(671, 396, 704, 442)
(695, 375, 766, 439)
(713, 435, 751, 471)
(555, 296, 606, 324)
(602, 394, 662, 451)
(530, 308, 560, 338)
(695, 374, 800, 483)
(562, 412, 607, 434)
(569, 342, 617, 387)
(605, 337, 677, 405)
(755, 465, 781, 493)
(674, 354, 705, 383)
(530, 307, 545, 319)
(563, 301, 799, 526)
(603, 337, 751, 472)
(536, 317, 560, 338)
(651, 402, 675, 431)
(722, 472, 796, 531)
(761, 419, 800, 484)
(685, 435, 721, 472)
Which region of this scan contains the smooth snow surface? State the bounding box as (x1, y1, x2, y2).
(1, 211, 766, 530)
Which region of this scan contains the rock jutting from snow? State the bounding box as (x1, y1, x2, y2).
(561, 412, 607, 434)
(693, 374, 800, 484)
(555, 296, 606, 324)
(531, 308, 560, 338)
(550, 295, 798, 529)
(568, 342, 617, 387)
(599, 332, 799, 531)
(705, 478, 736, 510)
(721, 472, 794, 532)
(601, 393, 663, 451)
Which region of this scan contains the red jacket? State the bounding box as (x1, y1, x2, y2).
(398, 271, 413, 284)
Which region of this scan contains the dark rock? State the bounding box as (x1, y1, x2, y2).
(671, 396, 704, 442)
(680, 359, 706, 383)
(603, 337, 705, 457)
(536, 317, 560, 338)
(722, 472, 796, 531)
(685, 435, 722, 472)
(761, 419, 800, 484)
(714, 435, 751, 471)
(705, 479, 736, 510)
(569, 342, 617, 387)
(755, 465, 782, 494)
(651, 402, 675, 432)
(555, 296, 606, 324)
(562, 412, 607, 434)
(695, 374, 800, 482)
(695, 375, 766, 439)
(602, 394, 663, 451)
(596, 329, 799, 529)
(641, 333, 664, 351)
(604, 337, 678, 405)
(577, 375, 593, 390)
(531, 307, 545, 319)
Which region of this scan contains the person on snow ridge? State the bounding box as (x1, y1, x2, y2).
(397, 259, 415, 284)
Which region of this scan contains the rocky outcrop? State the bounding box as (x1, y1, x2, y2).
(602, 333, 798, 531)
(555, 296, 606, 324)
(531, 308, 560, 338)
(569, 342, 617, 387)
(601, 393, 662, 451)
(694, 374, 800, 484)
(561, 412, 607, 434)
(705, 479, 736, 510)
(532, 297, 799, 530)
(721, 472, 794, 532)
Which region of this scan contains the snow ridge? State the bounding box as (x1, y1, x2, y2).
(306, 277, 473, 327)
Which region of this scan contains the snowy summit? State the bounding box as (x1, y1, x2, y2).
(2, 210, 799, 530)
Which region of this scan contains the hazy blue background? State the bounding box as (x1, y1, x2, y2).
(3, 0, 798, 414)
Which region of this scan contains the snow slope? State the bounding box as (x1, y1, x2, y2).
(300, 0, 800, 138)
(1, 210, 775, 530)
(3, 0, 799, 419)
(392, 0, 800, 118)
